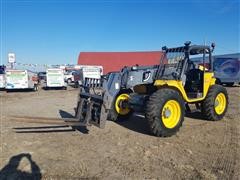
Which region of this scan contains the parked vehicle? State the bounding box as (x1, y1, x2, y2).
(46, 68, 67, 89)
(0, 65, 6, 89)
(5, 69, 38, 91)
(38, 71, 47, 83)
(64, 70, 75, 84)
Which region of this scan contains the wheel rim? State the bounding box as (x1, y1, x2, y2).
(215, 93, 226, 115)
(115, 94, 130, 115)
(162, 100, 181, 129)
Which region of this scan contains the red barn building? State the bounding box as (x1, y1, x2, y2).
(77, 51, 163, 74)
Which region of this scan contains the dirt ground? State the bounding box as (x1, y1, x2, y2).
(0, 85, 239, 179)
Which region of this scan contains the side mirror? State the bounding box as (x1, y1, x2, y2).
(162, 46, 167, 51)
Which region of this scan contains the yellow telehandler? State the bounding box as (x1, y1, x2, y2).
(75, 42, 228, 137)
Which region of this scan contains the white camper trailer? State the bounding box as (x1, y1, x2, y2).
(46, 68, 67, 89)
(5, 69, 38, 91)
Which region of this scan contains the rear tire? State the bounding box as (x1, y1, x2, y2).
(146, 88, 185, 137)
(201, 85, 228, 121)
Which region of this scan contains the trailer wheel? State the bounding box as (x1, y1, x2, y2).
(146, 88, 185, 137)
(108, 90, 133, 121)
(201, 85, 228, 121)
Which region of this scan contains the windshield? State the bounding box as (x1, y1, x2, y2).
(166, 52, 185, 64)
(158, 48, 185, 80)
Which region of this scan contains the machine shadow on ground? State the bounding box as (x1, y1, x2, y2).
(0, 153, 42, 180)
(115, 114, 153, 136)
(12, 110, 208, 135)
(185, 111, 208, 121)
(115, 111, 210, 136)
(13, 110, 88, 134)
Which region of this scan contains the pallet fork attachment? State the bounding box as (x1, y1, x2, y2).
(74, 77, 112, 128)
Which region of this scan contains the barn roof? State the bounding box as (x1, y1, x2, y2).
(78, 51, 163, 74)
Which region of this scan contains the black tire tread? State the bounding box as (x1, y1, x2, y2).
(146, 88, 185, 137)
(202, 85, 228, 121)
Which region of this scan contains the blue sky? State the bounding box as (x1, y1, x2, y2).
(0, 0, 239, 66)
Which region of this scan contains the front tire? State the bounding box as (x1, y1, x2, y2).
(201, 85, 228, 121)
(108, 91, 133, 122)
(146, 88, 185, 137)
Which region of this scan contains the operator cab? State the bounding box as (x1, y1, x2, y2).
(157, 41, 215, 99)
(184, 46, 212, 98)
